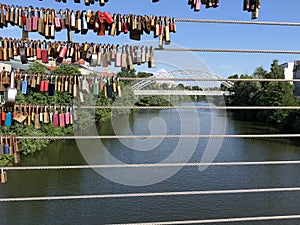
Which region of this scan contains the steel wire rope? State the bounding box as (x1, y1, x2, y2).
(9, 105, 300, 110)
(174, 18, 300, 27)
(2, 187, 300, 202)
(4, 160, 300, 170)
(78, 106, 300, 110)
(109, 214, 300, 225)
(119, 77, 300, 82)
(14, 134, 300, 139)
(154, 47, 300, 54)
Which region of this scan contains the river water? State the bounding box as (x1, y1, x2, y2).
(1, 103, 300, 225)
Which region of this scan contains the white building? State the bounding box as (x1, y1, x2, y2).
(0, 63, 12, 72)
(293, 61, 300, 98)
(280, 62, 294, 84)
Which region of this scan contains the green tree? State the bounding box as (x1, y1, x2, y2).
(177, 83, 185, 90)
(137, 71, 153, 78)
(225, 60, 299, 130)
(27, 61, 47, 74)
(51, 64, 81, 75)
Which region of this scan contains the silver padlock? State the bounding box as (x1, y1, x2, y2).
(0, 95, 5, 105)
(5, 70, 17, 105)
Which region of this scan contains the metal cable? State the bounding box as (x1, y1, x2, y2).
(110, 214, 300, 225)
(79, 105, 300, 110)
(174, 18, 300, 27)
(10, 105, 300, 110)
(5, 160, 300, 170)
(15, 134, 300, 140)
(119, 77, 300, 82)
(1, 187, 300, 202)
(155, 47, 300, 54)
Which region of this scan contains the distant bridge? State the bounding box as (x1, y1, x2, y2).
(131, 70, 233, 96)
(131, 70, 233, 90)
(133, 90, 231, 96)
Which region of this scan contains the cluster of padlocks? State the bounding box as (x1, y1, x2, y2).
(0, 3, 175, 44)
(1, 104, 76, 128)
(0, 68, 122, 106)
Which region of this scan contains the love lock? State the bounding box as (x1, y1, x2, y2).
(5, 69, 17, 106)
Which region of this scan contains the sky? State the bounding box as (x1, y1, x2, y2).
(1, 0, 300, 78)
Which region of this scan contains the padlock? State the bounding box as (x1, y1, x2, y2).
(136, 46, 142, 65)
(13, 136, 21, 164)
(21, 74, 28, 94)
(64, 75, 69, 92)
(69, 75, 73, 95)
(90, 45, 97, 67)
(9, 136, 13, 155)
(0, 168, 7, 183)
(44, 76, 49, 92)
(0, 136, 4, 154)
(43, 106, 49, 124)
(60, 76, 65, 92)
(5, 109, 12, 127)
(13, 104, 27, 124)
(93, 77, 99, 95)
(38, 8, 45, 35)
(39, 105, 44, 122)
(4, 136, 9, 154)
(73, 75, 77, 97)
(106, 77, 113, 98)
(5, 70, 17, 105)
(40, 77, 45, 92)
(97, 44, 102, 66)
(26, 104, 32, 126)
(34, 106, 41, 129)
(81, 10, 88, 34)
(59, 106, 65, 127)
(164, 17, 171, 45)
(148, 46, 156, 68)
(117, 78, 121, 97)
(65, 106, 70, 125)
(53, 106, 59, 127)
(32, 8, 38, 31)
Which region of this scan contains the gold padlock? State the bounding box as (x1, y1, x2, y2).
(0, 168, 7, 183)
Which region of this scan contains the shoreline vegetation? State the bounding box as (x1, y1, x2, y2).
(1, 59, 298, 166)
(222, 59, 300, 133)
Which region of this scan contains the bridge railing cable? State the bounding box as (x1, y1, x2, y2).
(174, 18, 300, 27)
(4, 160, 300, 170)
(1, 187, 300, 202)
(14, 134, 300, 140)
(154, 47, 300, 54)
(109, 214, 300, 225)
(78, 106, 300, 110)
(119, 77, 300, 82)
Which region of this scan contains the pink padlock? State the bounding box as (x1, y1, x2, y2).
(53, 113, 59, 127)
(59, 45, 68, 59)
(65, 111, 70, 125)
(195, 0, 201, 11)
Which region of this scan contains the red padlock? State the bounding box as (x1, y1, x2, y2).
(40, 80, 45, 92)
(123, 21, 128, 34)
(103, 11, 114, 25)
(1, 110, 5, 122)
(44, 80, 49, 92)
(41, 49, 48, 63)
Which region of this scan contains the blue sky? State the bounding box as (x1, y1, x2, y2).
(1, 0, 300, 77)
